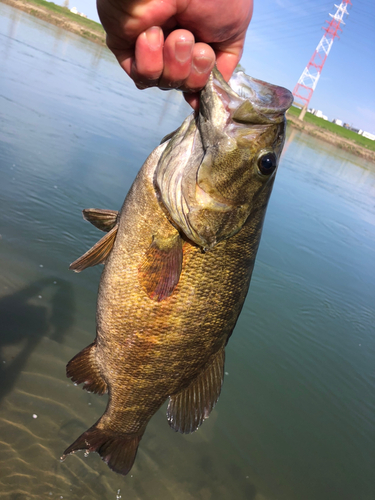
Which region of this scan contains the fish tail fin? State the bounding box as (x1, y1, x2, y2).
(61, 423, 143, 476)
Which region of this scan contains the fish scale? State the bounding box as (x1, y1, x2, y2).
(61, 67, 293, 475)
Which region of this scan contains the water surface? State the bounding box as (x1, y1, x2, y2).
(0, 4, 374, 500)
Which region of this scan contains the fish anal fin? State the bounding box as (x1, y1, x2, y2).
(82, 208, 119, 232)
(69, 224, 118, 272)
(167, 347, 225, 434)
(61, 424, 142, 476)
(66, 342, 108, 395)
(138, 232, 182, 302)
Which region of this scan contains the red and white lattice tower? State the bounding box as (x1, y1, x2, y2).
(293, 1, 351, 117)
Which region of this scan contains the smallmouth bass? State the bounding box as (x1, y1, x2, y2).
(61, 68, 293, 475)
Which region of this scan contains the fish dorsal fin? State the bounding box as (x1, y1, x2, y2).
(138, 232, 183, 302)
(69, 224, 118, 272)
(83, 208, 119, 232)
(66, 342, 108, 395)
(167, 347, 225, 433)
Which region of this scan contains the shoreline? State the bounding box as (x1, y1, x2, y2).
(1, 0, 374, 163)
(0, 0, 106, 45)
(286, 114, 375, 163)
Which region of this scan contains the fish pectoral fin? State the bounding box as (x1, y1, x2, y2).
(167, 347, 225, 434)
(69, 224, 118, 272)
(82, 208, 119, 232)
(138, 232, 183, 302)
(61, 424, 143, 476)
(66, 342, 108, 395)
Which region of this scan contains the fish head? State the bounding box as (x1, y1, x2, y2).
(155, 68, 293, 249)
(198, 68, 293, 204)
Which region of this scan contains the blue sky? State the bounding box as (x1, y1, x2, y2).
(58, 0, 375, 133)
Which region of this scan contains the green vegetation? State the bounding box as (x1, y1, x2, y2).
(288, 105, 375, 152)
(23, 0, 105, 34)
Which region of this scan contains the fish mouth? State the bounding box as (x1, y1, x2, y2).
(229, 71, 294, 118)
(204, 67, 294, 127)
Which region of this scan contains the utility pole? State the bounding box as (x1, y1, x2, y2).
(292, 1, 351, 120)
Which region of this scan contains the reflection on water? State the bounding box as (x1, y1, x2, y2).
(0, 3, 374, 500)
(0, 279, 73, 402)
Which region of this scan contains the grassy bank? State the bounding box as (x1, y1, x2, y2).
(288, 106, 375, 153)
(0, 0, 106, 44)
(287, 110, 375, 162)
(28, 0, 103, 31)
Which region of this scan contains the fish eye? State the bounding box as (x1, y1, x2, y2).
(257, 152, 277, 176)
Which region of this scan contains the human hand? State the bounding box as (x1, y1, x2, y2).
(96, 0, 253, 108)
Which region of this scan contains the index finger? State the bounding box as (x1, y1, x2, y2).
(213, 36, 246, 82)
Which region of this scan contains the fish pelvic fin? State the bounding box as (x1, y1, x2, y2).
(82, 208, 119, 232)
(66, 342, 108, 395)
(138, 232, 183, 302)
(167, 347, 225, 434)
(61, 423, 142, 476)
(69, 224, 118, 272)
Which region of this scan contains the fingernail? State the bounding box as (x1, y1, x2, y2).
(175, 40, 193, 63)
(145, 27, 162, 50)
(192, 56, 214, 74)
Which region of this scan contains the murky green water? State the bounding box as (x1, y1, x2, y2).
(0, 4, 374, 500)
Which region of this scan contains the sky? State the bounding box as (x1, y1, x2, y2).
(58, 0, 375, 133)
